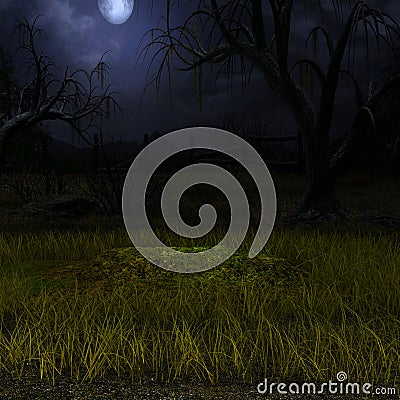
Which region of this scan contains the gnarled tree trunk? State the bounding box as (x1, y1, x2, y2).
(297, 125, 341, 217)
(141, 0, 399, 221)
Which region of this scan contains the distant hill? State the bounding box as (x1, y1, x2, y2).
(50, 139, 141, 173)
(5, 136, 141, 173)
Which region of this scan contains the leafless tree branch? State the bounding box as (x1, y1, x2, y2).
(0, 17, 122, 153)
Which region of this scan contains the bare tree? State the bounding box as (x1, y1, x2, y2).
(0, 47, 18, 124)
(0, 16, 120, 170)
(139, 0, 400, 220)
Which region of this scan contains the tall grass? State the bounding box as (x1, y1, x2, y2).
(0, 229, 131, 265)
(0, 227, 399, 388)
(0, 274, 398, 386)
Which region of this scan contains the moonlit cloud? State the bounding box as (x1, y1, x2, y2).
(32, 0, 103, 66)
(0, 0, 16, 10)
(30, 0, 125, 67)
(35, 0, 95, 36)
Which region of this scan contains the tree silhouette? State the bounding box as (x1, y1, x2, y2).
(0, 48, 18, 124)
(140, 0, 400, 220)
(0, 16, 120, 171)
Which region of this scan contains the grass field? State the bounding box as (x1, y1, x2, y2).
(0, 172, 399, 396)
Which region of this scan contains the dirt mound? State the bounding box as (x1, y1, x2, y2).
(79, 247, 307, 287)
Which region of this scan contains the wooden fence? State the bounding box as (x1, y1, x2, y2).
(95, 131, 304, 172)
(188, 132, 303, 169)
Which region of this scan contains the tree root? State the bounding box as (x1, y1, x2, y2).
(283, 209, 400, 230)
(283, 208, 350, 226)
(360, 214, 400, 229)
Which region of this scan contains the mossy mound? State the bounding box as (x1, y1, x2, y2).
(82, 246, 307, 287)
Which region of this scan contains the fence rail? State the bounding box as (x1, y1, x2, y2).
(95, 131, 304, 173)
(189, 132, 303, 169)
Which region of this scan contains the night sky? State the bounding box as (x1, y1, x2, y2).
(0, 0, 399, 146)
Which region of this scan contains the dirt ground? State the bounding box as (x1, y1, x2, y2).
(1, 373, 397, 400)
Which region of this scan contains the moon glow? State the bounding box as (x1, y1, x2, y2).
(98, 0, 134, 25)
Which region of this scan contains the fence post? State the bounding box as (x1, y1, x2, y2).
(297, 129, 304, 172)
(93, 133, 99, 172)
(41, 133, 50, 194)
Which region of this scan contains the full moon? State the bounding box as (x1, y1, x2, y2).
(98, 0, 134, 25)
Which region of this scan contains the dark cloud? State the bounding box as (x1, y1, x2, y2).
(0, 1, 399, 145)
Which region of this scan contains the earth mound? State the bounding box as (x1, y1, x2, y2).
(79, 247, 307, 287)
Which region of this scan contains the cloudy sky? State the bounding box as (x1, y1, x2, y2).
(0, 0, 399, 146)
